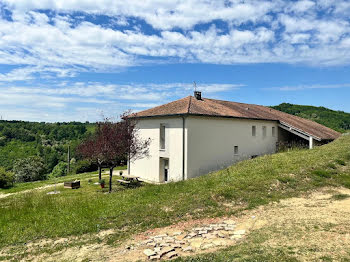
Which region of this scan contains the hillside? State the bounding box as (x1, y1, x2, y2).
(0, 120, 95, 172)
(0, 134, 349, 261)
(271, 103, 350, 132)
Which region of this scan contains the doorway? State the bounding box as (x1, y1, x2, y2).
(160, 158, 169, 182)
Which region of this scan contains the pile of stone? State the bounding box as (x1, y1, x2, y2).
(135, 220, 246, 260)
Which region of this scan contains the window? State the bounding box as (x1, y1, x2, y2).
(262, 126, 267, 138)
(160, 124, 166, 150)
(272, 127, 276, 137)
(252, 126, 256, 136)
(234, 146, 239, 155)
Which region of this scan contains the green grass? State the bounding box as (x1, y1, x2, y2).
(0, 166, 126, 194)
(0, 135, 350, 253)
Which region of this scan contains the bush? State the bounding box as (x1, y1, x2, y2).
(74, 159, 97, 174)
(13, 156, 47, 182)
(49, 162, 68, 178)
(0, 167, 14, 188)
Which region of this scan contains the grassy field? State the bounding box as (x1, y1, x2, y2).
(0, 166, 126, 194)
(0, 135, 350, 260)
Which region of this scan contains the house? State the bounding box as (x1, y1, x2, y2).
(128, 92, 341, 183)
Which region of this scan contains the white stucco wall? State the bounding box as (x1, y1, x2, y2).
(129, 117, 186, 183)
(130, 115, 279, 183)
(186, 116, 279, 179)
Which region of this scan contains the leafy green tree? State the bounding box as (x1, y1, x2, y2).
(0, 167, 14, 188)
(13, 156, 47, 182)
(49, 162, 68, 178)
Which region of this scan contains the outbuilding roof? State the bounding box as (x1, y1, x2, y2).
(131, 96, 341, 141)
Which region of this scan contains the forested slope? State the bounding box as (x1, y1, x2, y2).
(271, 103, 350, 132)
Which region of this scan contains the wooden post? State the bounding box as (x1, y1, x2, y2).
(67, 145, 70, 174)
(309, 136, 313, 149)
(109, 167, 114, 193)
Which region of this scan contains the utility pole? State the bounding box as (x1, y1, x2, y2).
(67, 145, 70, 174)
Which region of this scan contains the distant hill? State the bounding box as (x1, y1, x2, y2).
(271, 103, 350, 133)
(0, 120, 95, 172)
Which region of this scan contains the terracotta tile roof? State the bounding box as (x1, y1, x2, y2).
(131, 96, 341, 141)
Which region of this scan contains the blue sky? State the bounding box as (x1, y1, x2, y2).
(0, 0, 349, 122)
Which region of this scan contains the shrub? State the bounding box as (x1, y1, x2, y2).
(13, 156, 47, 182)
(74, 159, 97, 174)
(0, 167, 14, 188)
(49, 162, 68, 178)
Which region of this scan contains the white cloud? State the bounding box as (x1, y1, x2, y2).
(270, 83, 350, 91)
(0, 0, 349, 82)
(0, 81, 243, 121)
(2, 0, 278, 30)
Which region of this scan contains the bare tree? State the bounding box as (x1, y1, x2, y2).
(78, 112, 150, 193)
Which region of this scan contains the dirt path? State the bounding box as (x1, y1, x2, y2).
(2, 186, 350, 261)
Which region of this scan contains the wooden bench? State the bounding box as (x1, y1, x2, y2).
(117, 179, 131, 185)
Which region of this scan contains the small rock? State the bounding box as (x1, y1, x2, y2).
(154, 247, 161, 253)
(149, 255, 161, 260)
(186, 232, 197, 239)
(171, 243, 182, 249)
(159, 247, 175, 257)
(165, 251, 178, 259)
(175, 240, 186, 245)
(175, 234, 186, 241)
(172, 231, 182, 236)
(204, 234, 216, 239)
(230, 235, 243, 240)
(198, 230, 208, 235)
(182, 246, 193, 252)
(143, 249, 156, 257)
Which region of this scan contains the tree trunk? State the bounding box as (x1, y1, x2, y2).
(109, 167, 114, 193)
(98, 165, 102, 181)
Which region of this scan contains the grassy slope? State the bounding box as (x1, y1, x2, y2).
(271, 103, 350, 132)
(0, 135, 350, 251)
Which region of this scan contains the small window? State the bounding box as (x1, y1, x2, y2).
(272, 127, 276, 137)
(234, 146, 239, 155)
(160, 124, 166, 150)
(262, 126, 267, 138)
(252, 126, 256, 136)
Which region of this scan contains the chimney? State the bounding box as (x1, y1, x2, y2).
(194, 91, 202, 100)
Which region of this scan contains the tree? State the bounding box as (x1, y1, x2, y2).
(49, 162, 68, 178)
(78, 112, 150, 193)
(0, 167, 14, 188)
(13, 156, 46, 182)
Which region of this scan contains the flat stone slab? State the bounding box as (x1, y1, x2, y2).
(143, 249, 156, 257)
